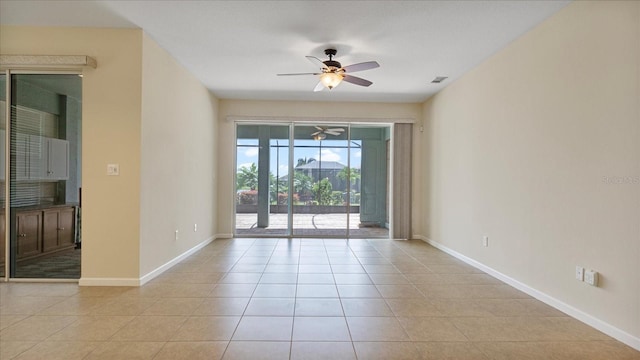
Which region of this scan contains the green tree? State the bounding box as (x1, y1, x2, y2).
(296, 157, 316, 167)
(269, 172, 287, 204)
(293, 171, 313, 201)
(312, 178, 333, 205)
(337, 167, 360, 185)
(330, 191, 345, 205)
(237, 163, 258, 190)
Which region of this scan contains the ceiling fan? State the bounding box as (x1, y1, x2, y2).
(311, 126, 345, 140)
(278, 49, 380, 91)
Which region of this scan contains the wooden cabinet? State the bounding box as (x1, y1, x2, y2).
(15, 206, 75, 261)
(16, 210, 42, 259)
(42, 207, 75, 252)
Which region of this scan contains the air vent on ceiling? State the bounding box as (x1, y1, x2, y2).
(431, 76, 448, 84)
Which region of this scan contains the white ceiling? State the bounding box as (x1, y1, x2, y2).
(1, 0, 570, 103)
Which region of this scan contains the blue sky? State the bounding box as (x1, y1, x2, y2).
(236, 139, 362, 177)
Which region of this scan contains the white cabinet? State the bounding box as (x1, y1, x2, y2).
(0, 131, 68, 182)
(44, 137, 69, 180)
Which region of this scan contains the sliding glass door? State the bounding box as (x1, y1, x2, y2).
(1, 72, 82, 280)
(292, 125, 349, 237)
(350, 125, 390, 237)
(235, 124, 290, 236)
(235, 122, 390, 239)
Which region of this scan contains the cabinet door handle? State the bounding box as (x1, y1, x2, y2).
(57, 227, 65, 230)
(20, 233, 26, 237)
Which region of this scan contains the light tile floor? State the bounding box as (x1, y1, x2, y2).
(1, 238, 639, 359)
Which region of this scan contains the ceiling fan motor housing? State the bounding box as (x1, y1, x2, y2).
(323, 60, 342, 69)
(323, 49, 341, 69)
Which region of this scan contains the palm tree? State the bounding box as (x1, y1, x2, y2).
(337, 167, 361, 185)
(296, 157, 316, 167)
(237, 163, 258, 190)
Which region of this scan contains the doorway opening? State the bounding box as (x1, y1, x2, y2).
(234, 123, 390, 238)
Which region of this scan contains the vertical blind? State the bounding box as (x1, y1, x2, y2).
(392, 123, 412, 239)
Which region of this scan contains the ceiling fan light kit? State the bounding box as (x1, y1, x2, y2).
(278, 48, 379, 92)
(320, 72, 343, 89)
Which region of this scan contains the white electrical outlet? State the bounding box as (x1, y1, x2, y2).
(482, 236, 489, 247)
(175, 230, 179, 241)
(575, 266, 584, 281)
(584, 269, 598, 286)
(194, 224, 197, 232)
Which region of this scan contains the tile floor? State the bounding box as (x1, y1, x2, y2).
(235, 214, 389, 238)
(1, 238, 638, 359)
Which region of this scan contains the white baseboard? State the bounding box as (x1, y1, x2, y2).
(412, 234, 428, 241)
(216, 233, 233, 239)
(138, 236, 215, 286)
(78, 277, 140, 286)
(419, 237, 640, 351)
(79, 236, 215, 287)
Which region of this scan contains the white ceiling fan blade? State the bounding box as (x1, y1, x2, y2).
(326, 128, 345, 132)
(342, 61, 380, 73)
(277, 72, 321, 76)
(343, 74, 373, 87)
(315, 126, 324, 131)
(313, 81, 325, 92)
(307, 56, 328, 69)
(311, 131, 322, 136)
(325, 131, 342, 136)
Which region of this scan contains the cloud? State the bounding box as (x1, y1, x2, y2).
(354, 150, 362, 158)
(315, 149, 341, 162)
(237, 162, 254, 170)
(244, 147, 259, 157)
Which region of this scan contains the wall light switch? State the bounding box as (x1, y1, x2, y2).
(575, 266, 584, 281)
(107, 163, 120, 176)
(584, 269, 598, 286)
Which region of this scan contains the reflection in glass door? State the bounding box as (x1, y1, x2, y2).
(8, 73, 82, 279)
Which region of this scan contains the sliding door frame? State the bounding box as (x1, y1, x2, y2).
(233, 120, 393, 239)
(1, 69, 83, 283)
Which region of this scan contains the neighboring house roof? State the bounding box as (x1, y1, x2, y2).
(296, 160, 346, 170)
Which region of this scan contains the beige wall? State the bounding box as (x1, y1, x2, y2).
(1, 27, 144, 281)
(1, 27, 219, 284)
(216, 99, 422, 236)
(420, 0, 639, 343)
(140, 33, 218, 277)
